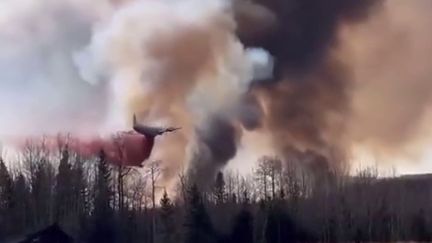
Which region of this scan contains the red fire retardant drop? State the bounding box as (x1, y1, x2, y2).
(12, 132, 155, 167)
(11, 117, 180, 167)
(65, 132, 155, 167)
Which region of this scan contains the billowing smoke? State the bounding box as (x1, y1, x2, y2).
(2, 0, 432, 188)
(74, 0, 274, 185)
(0, 0, 111, 137)
(235, 0, 384, 174)
(0, 0, 274, 188)
(242, 0, 432, 173)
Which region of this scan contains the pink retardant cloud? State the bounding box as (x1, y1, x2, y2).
(11, 132, 155, 167)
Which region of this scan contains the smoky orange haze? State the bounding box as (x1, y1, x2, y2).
(71, 0, 275, 192)
(145, 0, 432, 181)
(340, 0, 432, 167)
(6, 132, 154, 166)
(1, 0, 432, 194)
(230, 0, 432, 175)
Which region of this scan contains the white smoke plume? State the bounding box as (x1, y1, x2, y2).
(0, 0, 114, 138)
(75, 0, 269, 129)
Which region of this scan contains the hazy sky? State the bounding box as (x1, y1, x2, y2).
(1, 0, 432, 177)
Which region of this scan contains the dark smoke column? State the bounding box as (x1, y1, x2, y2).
(188, 116, 240, 187)
(236, 0, 383, 173)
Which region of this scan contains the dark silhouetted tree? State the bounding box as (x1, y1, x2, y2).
(0, 157, 14, 237)
(88, 150, 115, 243)
(54, 148, 73, 222)
(230, 206, 254, 243)
(264, 204, 311, 243)
(12, 174, 31, 235)
(159, 190, 175, 243)
(31, 158, 55, 228)
(72, 157, 90, 236)
(184, 183, 214, 243)
(411, 209, 431, 241)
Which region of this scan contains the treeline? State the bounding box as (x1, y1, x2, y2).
(0, 144, 431, 242)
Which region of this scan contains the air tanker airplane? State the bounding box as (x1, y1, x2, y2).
(103, 115, 180, 167)
(66, 115, 180, 167)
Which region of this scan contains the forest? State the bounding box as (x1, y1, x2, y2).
(0, 142, 431, 243)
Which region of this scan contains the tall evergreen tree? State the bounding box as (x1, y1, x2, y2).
(89, 150, 115, 243)
(264, 204, 312, 243)
(230, 206, 254, 243)
(30, 158, 55, 228)
(0, 157, 13, 209)
(0, 157, 14, 237)
(411, 209, 431, 241)
(184, 183, 214, 243)
(72, 156, 90, 236)
(159, 190, 175, 243)
(54, 148, 73, 222)
(12, 174, 31, 235)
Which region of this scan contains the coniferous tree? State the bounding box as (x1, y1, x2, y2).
(372, 198, 393, 241)
(30, 158, 55, 228)
(3, 138, 432, 243)
(89, 150, 115, 243)
(0, 157, 14, 237)
(0, 157, 13, 209)
(54, 148, 73, 222)
(411, 209, 431, 241)
(72, 157, 90, 236)
(12, 174, 31, 235)
(159, 190, 175, 243)
(230, 205, 254, 243)
(184, 183, 214, 243)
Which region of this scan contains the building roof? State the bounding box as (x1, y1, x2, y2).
(18, 223, 74, 243)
